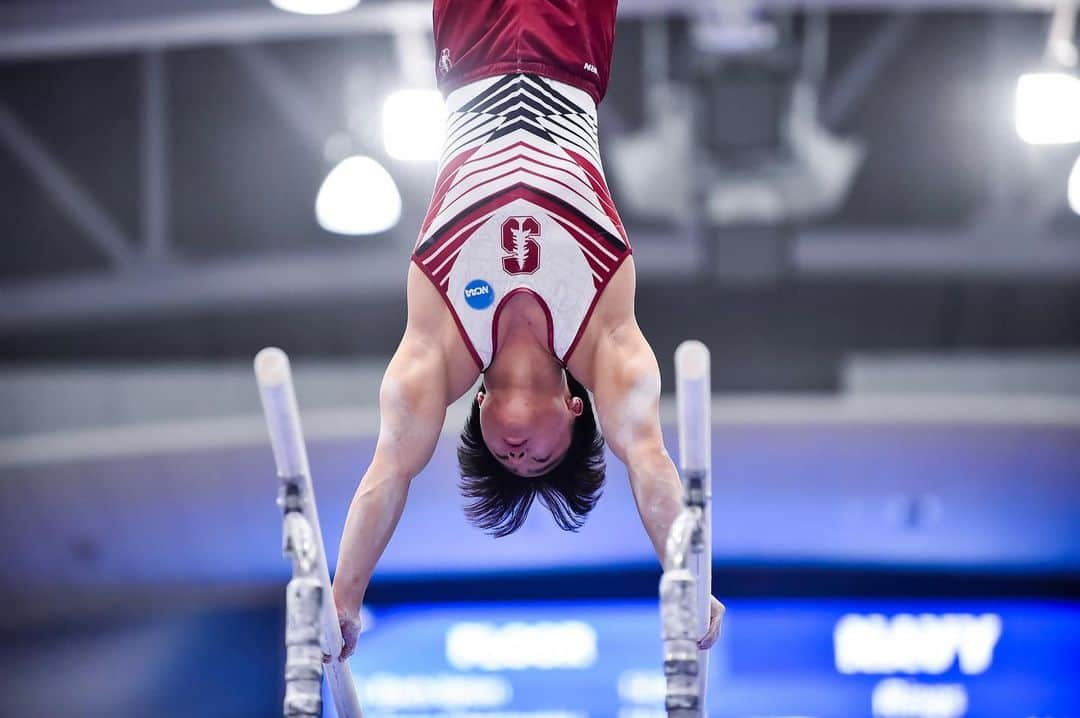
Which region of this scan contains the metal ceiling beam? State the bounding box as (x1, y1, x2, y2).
(0, 0, 1057, 63)
(0, 101, 135, 268)
(823, 13, 919, 128)
(0, 232, 698, 333)
(229, 44, 333, 151)
(0, 223, 1077, 332)
(622, 0, 1056, 12)
(795, 228, 1080, 276)
(140, 51, 171, 261)
(0, 246, 405, 333)
(0, 3, 431, 63)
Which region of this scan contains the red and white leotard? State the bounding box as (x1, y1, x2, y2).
(432, 0, 618, 105)
(413, 1, 629, 371)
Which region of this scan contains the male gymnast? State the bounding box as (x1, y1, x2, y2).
(328, 0, 724, 662)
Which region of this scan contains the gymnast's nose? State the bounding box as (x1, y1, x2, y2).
(504, 439, 527, 463)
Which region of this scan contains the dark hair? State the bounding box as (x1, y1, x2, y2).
(457, 371, 606, 537)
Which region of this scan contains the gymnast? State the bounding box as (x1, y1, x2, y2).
(328, 0, 724, 662)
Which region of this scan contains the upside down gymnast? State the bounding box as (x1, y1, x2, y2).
(327, 0, 724, 662)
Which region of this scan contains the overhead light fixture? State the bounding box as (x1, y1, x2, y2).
(1015, 72, 1080, 145)
(315, 155, 402, 236)
(269, 0, 360, 15)
(1069, 154, 1080, 215)
(382, 89, 446, 162)
(692, 0, 778, 55)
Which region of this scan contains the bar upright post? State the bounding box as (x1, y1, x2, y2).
(660, 340, 712, 717)
(256, 347, 364, 718)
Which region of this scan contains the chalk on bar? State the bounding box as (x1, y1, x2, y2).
(255, 346, 291, 389)
(675, 340, 710, 381)
(254, 346, 309, 479)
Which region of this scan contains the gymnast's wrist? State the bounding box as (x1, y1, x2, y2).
(331, 577, 365, 616)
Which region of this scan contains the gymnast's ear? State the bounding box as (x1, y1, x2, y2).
(567, 396, 583, 417)
(476, 391, 486, 406)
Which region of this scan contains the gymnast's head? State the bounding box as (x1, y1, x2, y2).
(457, 370, 606, 537)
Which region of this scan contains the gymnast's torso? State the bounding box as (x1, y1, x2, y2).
(412, 72, 631, 373)
(413, 1, 631, 376)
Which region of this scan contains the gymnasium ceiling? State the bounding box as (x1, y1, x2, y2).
(0, 0, 1077, 390)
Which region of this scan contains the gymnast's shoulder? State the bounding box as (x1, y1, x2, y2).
(565, 255, 644, 388)
(395, 263, 481, 402)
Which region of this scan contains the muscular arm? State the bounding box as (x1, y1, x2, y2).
(325, 265, 477, 662)
(330, 331, 450, 622)
(591, 320, 725, 648)
(591, 320, 684, 565)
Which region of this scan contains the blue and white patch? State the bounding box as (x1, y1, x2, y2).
(463, 279, 495, 310)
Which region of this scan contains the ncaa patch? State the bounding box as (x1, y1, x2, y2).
(463, 279, 494, 310)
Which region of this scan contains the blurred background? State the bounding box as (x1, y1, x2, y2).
(1, 0, 1079, 716)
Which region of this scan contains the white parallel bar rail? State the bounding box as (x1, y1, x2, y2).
(680, 341, 713, 713)
(255, 347, 363, 718)
(661, 340, 713, 717)
(677, 340, 712, 712)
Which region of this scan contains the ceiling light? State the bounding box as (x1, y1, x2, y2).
(1015, 72, 1080, 145)
(382, 89, 446, 162)
(315, 156, 401, 236)
(270, 0, 360, 16)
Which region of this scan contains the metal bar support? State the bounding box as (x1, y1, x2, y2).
(661, 340, 713, 717)
(256, 348, 364, 718)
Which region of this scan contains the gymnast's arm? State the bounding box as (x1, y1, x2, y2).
(591, 319, 724, 649)
(328, 268, 477, 661)
(327, 330, 450, 660)
(591, 319, 682, 564)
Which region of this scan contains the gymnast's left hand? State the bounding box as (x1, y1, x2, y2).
(322, 605, 363, 664)
(698, 595, 725, 650)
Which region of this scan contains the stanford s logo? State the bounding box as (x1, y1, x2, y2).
(501, 216, 541, 275)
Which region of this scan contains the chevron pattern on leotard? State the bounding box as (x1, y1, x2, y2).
(414, 74, 628, 290)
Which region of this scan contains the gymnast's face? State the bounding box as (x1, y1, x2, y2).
(477, 387, 584, 476)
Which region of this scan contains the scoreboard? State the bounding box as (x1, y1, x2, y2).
(327, 598, 1080, 717)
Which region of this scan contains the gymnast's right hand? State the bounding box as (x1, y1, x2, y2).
(323, 605, 363, 664)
